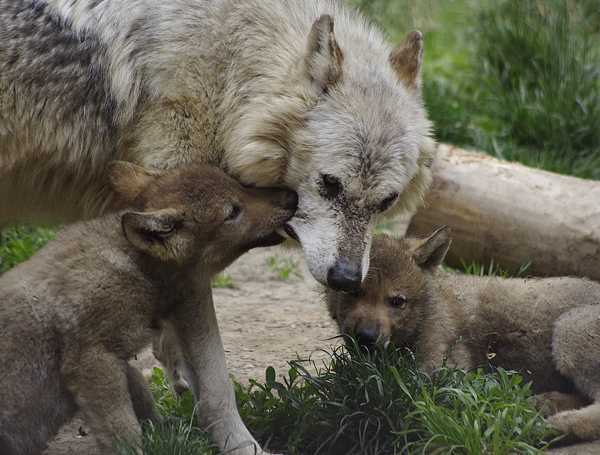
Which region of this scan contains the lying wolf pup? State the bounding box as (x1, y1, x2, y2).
(0, 161, 296, 455)
(326, 226, 600, 441)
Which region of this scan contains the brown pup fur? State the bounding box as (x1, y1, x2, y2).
(326, 227, 600, 441)
(0, 161, 296, 455)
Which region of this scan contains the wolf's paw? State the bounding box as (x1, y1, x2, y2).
(171, 370, 190, 396)
(546, 404, 600, 441)
(534, 391, 590, 417)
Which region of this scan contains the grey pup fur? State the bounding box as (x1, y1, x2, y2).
(326, 227, 600, 441)
(0, 161, 296, 455)
(0, 0, 435, 292)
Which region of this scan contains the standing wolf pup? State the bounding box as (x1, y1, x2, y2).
(0, 161, 296, 455)
(326, 227, 600, 441)
(0, 0, 434, 291)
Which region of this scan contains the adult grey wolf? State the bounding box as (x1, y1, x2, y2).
(326, 227, 600, 441)
(0, 0, 435, 292)
(0, 161, 296, 455)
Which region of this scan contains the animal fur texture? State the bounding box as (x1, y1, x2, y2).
(326, 227, 600, 441)
(0, 0, 435, 292)
(0, 161, 296, 455)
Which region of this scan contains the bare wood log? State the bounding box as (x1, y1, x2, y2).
(406, 144, 600, 280)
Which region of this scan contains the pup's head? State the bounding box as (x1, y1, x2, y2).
(227, 16, 435, 292)
(325, 226, 451, 349)
(106, 161, 297, 275)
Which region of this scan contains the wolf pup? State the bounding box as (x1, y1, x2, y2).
(0, 161, 296, 455)
(0, 0, 435, 292)
(326, 227, 600, 441)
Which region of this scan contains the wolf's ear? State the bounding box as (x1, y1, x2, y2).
(106, 160, 162, 204)
(303, 14, 344, 95)
(122, 209, 182, 260)
(390, 30, 424, 95)
(411, 226, 452, 271)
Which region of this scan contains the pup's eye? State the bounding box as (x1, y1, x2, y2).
(379, 193, 399, 212)
(390, 295, 406, 308)
(322, 174, 341, 198)
(225, 205, 241, 221)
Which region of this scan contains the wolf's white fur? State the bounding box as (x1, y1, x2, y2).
(1, 0, 434, 289)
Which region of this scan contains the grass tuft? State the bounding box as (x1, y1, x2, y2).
(136, 341, 553, 454)
(236, 339, 552, 454)
(265, 253, 304, 281)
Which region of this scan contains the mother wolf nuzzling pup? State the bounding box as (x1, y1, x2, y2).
(0, 161, 296, 455)
(326, 228, 600, 441)
(0, 0, 435, 292)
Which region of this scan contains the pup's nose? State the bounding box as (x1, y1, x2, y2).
(355, 327, 378, 346)
(284, 191, 298, 210)
(284, 223, 299, 241)
(327, 260, 362, 292)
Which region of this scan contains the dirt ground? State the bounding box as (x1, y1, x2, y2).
(41, 219, 600, 455)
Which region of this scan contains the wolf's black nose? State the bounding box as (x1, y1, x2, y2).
(285, 191, 298, 210)
(355, 327, 378, 346)
(327, 261, 362, 292)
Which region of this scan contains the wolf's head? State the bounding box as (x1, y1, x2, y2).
(224, 14, 435, 292)
(285, 18, 434, 291)
(325, 227, 451, 349)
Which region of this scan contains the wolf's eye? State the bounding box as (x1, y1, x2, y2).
(390, 295, 406, 308)
(225, 205, 241, 221)
(322, 174, 341, 198)
(379, 193, 399, 212)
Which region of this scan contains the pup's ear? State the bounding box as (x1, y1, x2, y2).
(106, 160, 162, 204)
(122, 209, 182, 260)
(411, 225, 452, 271)
(303, 14, 344, 95)
(389, 30, 424, 95)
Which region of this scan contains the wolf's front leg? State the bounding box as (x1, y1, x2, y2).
(170, 288, 266, 455)
(152, 321, 191, 395)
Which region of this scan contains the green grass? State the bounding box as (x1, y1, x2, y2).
(0, 225, 60, 275)
(211, 273, 238, 289)
(138, 341, 553, 455)
(114, 419, 218, 455)
(445, 257, 532, 278)
(265, 253, 304, 281)
(352, 0, 600, 180)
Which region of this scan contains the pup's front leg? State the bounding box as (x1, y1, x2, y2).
(170, 288, 266, 455)
(62, 348, 142, 454)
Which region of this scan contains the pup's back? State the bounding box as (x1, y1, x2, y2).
(436, 271, 600, 391)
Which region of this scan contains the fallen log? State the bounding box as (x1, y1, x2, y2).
(406, 144, 600, 280)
